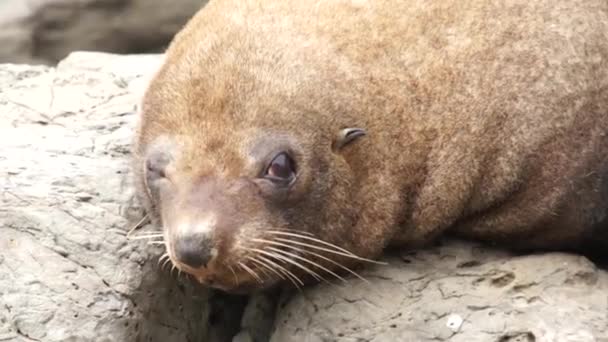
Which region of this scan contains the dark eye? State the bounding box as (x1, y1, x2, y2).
(146, 158, 167, 180)
(144, 152, 172, 189)
(264, 152, 296, 184)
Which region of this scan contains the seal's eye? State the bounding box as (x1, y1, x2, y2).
(264, 152, 296, 185)
(146, 157, 167, 180)
(143, 152, 171, 200)
(144, 152, 171, 191)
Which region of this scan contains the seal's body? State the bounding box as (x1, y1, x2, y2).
(134, 0, 608, 292)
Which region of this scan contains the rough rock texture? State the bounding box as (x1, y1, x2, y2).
(271, 241, 608, 342)
(0, 0, 206, 65)
(0, 52, 211, 342)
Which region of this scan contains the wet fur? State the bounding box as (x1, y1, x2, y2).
(133, 0, 608, 290)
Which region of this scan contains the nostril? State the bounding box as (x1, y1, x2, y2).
(174, 234, 214, 269)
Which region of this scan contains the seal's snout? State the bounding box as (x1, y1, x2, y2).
(169, 212, 219, 272)
(174, 233, 214, 268)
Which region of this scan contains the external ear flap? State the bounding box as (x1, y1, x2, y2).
(333, 127, 366, 151)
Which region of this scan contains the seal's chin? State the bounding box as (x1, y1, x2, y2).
(169, 255, 277, 293)
(209, 280, 271, 294)
(193, 268, 277, 294)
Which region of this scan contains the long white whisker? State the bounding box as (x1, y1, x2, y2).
(265, 228, 315, 237)
(250, 261, 271, 279)
(266, 231, 385, 264)
(162, 257, 172, 270)
(266, 230, 357, 254)
(253, 238, 370, 283)
(126, 214, 149, 237)
(246, 256, 285, 281)
(227, 264, 239, 284)
(254, 254, 303, 289)
(128, 234, 165, 240)
(248, 248, 324, 283)
(130, 233, 164, 237)
(265, 246, 346, 283)
(158, 253, 170, 266)
(148, 241, 166, 245)
(238, 262, 263, 284)
(271, 236, 386, 265)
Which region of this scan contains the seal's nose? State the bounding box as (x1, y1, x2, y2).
(174, 234, 214, 269)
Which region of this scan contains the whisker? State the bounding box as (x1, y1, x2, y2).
(126, 214, 149, 237)
(227, 264, 239, 285)
(249, 261, 271, 280)
(148, 241, 166, 245)
(272, 236, 386, 265)
(266, 230, 357, 253)
(128, 234, 165, 241)
(162, 257, 172, 270)
(248, 247, 325, 283)
(246, 256, 284, 282)
(265, 246, 346, 283)
(130, 233, 164, 237)
(266, 230, 384, 264)
(129, 237, 165, 242)
(265, 228, 315, 237)
(254, 254, 303, 289)
(238, 262, 263, 284)
(253, 238, 370, 283)
(158, 253, 170, 266)
(266, 231, 353, 254)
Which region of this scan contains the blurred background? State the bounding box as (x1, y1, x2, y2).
(0, 0, 209, 65)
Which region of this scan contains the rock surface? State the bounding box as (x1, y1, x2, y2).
(0, 52, 210, 342)
(0, 0, 206, 65)
(271, 241, 608, 342)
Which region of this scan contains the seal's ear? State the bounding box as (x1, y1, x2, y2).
(333, 127, 366, 151)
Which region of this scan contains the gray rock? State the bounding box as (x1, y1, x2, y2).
(238, 290, 278, 342)
(271, 241, 608, 342)
(0, 0, 207, 65)
(0, 52, 209, 342)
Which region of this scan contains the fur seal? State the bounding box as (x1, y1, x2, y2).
(133, 0, 608, 292)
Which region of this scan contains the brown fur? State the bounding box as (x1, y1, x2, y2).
(133, 0, 608, 292)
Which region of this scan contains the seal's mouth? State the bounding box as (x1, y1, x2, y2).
(127, 210, 386, 293)
(155, 229, 386, 293)
(150, 228, 273, 292)
(161, 237, 283, 292)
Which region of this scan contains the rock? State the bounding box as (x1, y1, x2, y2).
(271, 241, 608, 341)
(238, 290, 278, 342)
(0, 0, 207, 65)
(0, 52, 210, 342)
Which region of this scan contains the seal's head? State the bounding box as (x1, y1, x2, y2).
(132, 17, 387, 292)
(136, 123, 371, 292)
